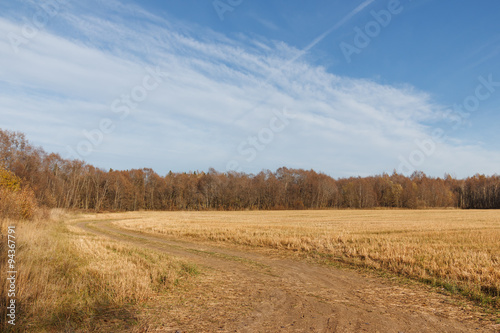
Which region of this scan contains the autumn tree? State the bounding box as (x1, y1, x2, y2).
(2, 127, 499, 212)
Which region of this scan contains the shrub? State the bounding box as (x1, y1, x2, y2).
(0, 168, 21, 192)
(0, 168, 38, 220)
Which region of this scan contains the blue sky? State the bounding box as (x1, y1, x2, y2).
(1, 0, 499, 178)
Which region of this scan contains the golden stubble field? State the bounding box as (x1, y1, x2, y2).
(112, 209, 500, 307)
(2, 209, 500, 332)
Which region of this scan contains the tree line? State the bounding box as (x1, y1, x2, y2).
(1, 128, 499, 215)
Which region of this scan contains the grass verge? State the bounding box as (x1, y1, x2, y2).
(0, 210, 199, 332)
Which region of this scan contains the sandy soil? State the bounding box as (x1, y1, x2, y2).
(78, 219, 499, 333)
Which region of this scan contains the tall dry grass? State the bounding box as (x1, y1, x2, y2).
(113, 210, 500, 308)
(0, 210, 199, 332)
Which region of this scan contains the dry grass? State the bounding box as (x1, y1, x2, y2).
(112, 209, 500, 308)
(2, 209, 498, 331)
(0, 210, 199, 332)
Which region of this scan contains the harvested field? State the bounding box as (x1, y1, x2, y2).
(112, 209, 500, 307)
(3, 209, 500, 332)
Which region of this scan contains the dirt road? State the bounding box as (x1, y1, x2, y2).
(78, 219, 498, 332)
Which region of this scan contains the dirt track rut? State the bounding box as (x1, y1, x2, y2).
(78, 219, 498, 333)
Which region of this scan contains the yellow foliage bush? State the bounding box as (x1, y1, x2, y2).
(0, 168, 21, 192)
(0, 168, 38, 220)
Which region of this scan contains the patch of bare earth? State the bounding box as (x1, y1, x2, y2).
(78, 218, 499, 333)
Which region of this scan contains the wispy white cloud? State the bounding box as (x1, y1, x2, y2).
(248, 13, 280, 31)
(0, 0, 499, 177)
